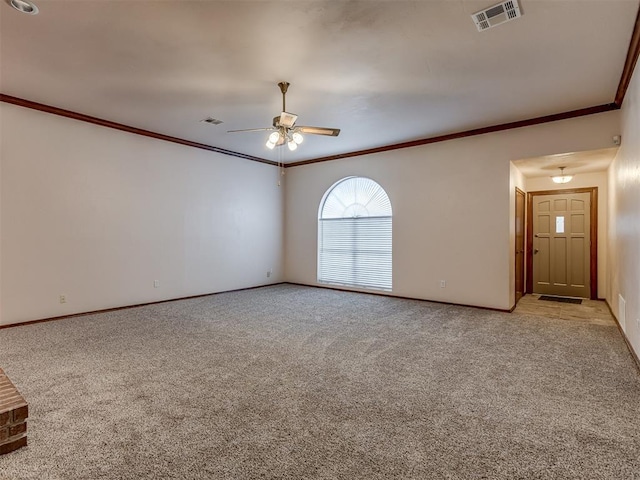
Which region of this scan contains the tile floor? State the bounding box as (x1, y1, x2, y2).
(514, 293, 616, 326)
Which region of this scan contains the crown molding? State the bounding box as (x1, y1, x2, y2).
(285, 103, 619, 168)
(615, 3, 640, 107)
(0, 94, 278, 166)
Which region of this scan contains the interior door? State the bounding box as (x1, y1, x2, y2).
(532, 192, 591, 298)
(515, 188, 525, 303)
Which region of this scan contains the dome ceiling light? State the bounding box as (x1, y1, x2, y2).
(9, 0, 39, 14)
(551, 166, 573, 184)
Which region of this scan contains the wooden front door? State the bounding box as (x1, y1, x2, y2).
(531, 191, 591, 298)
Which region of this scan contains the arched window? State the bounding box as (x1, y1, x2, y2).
(318, 176, 392, 291)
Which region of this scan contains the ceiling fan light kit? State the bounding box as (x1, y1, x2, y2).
(268, 131, 280, 143)
(228, 81, 340, 152)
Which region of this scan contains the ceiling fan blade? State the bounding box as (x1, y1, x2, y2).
(297, 126, 340, 137)
(227, 127, 274, 133)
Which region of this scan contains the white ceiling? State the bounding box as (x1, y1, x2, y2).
(1, 0, 638, 163)
(513, 147, 618, 178)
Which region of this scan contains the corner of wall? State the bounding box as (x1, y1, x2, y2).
(606, 51, 640, 361)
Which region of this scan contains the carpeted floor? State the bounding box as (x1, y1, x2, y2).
(0, 284, 638, 479)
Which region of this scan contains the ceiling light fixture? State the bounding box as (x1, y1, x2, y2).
(551, 166, 573, 184)
(268, 131, 281, 143)
(266, 129, 304, 152)
(227, 82, 340, 153)
(266, 131, 282, 149)
(9, 0, 39, 14)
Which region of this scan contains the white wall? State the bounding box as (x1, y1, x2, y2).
(285, 111, 620, 310)
(0, 102, 626, 324)
(608, 61, 640, 359)
(526, 171, 609, 298)
(0, 103, 284, 326)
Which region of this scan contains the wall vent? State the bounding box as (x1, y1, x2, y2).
(619, 294, 626, 333)
(471, 0, 522, 32)
(201, 117, 224, 125)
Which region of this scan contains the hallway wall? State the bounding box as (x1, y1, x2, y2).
(607, 58, 640, 359)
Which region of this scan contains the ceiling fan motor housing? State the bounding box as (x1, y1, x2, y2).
(277, 112, 298, 128)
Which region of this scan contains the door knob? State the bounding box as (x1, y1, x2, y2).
(534, 249, 539, 254)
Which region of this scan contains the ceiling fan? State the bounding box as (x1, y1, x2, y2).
(227, 82, 340, 151)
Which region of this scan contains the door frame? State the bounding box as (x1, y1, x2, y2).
(526, 187, 598, 299)
(515, 187, 526, 303)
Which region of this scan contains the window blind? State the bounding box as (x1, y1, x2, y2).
(318, 217, 392, 291)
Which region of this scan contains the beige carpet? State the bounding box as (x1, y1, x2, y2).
(0, 284, 638, 479)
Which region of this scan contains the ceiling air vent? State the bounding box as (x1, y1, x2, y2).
(471, 0, 522, 32)
(201, 117, 224, 125)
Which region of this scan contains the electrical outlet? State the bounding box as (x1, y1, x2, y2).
(59, 295, 66, 304)
(267, 269, 272, 278)
(636, 318, 640, 330)
(153, 280, 160, 288)
(440, 280, 446, 288)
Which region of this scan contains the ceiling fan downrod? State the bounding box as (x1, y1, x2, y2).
(278, 81, 289, 112)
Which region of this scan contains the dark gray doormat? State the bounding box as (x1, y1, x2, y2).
(539, 295, 582, 304)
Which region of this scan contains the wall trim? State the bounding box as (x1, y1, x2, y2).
(515, 187, 526, 304)
(0, 97, 620, 171)
(286, 282, 513, 313)
(284, 104, 618, 168)
(0, 283, 285, 330)
(526, 187, 598, 300)
(0, 94, 278, 167)
(0, 281, 512, 329)
(605, 300, 640, 373)
(615, 3, 640, 107)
